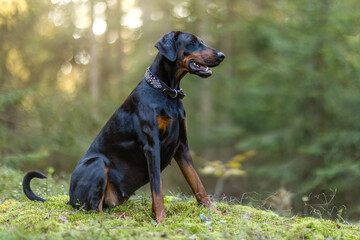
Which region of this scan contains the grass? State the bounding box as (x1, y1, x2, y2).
(1, 166, 359, 239)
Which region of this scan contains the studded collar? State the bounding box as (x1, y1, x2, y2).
(144, 67, 185, 99)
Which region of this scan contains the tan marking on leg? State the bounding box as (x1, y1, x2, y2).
(98, 167, 109, 212)
(105, 182, 120, 207)
(151, 179, 166, 223)
(99, 167, 121, 211)
(176, 159, 212, 208)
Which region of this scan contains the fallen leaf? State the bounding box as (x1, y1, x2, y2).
(199, 214, 208, 222)
(115, 212, 129, 218)
(59, 215, 69, 224)
(189, 234, 197, 239)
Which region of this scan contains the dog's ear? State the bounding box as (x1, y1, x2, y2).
(155, 31, 179, 62)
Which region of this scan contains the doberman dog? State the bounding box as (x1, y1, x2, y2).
(23, 31, 225, 223)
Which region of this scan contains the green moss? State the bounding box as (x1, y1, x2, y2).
(1, 166, 359, 239)
(1, 195, 359, 240)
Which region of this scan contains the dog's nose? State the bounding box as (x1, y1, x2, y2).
(217, 52, 225, 61)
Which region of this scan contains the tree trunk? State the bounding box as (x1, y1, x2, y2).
(89, 0, 99, 115)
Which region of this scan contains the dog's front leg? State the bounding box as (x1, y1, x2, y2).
(143, 125, 166, 223)
(174, 144, 214, 209)
(174, 118, 216, 210)
(174, 119, 221, 213)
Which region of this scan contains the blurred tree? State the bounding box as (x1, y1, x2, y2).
(225, 0, 360, 218)
(89, 0, 100, 115)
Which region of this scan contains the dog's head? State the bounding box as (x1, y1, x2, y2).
(155, 31, 225, 78)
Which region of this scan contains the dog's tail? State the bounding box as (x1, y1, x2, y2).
(23, 171, 47, 202)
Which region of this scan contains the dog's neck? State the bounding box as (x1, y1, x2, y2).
(149, 53, 187, 89)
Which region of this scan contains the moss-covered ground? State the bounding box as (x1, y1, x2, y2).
(1, 166, 359, 239)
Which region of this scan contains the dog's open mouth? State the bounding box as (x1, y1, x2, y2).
(189, 61, 212, 78)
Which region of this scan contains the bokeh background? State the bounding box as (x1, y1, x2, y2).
(1, 0, 360, 220)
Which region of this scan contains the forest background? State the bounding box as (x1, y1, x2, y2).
(1, 0, 360, 220)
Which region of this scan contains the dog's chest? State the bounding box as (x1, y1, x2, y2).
(157, 115, 173, 133)
(156, 104, 184, 137)
(156, 112, 181, 143)
(156, 108, 184, 165)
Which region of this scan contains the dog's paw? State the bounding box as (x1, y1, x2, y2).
(155, 210, 167, 224)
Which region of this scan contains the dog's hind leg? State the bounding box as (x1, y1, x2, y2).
(68, 156, 109, 211)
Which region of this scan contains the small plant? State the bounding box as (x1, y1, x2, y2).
(200, 151, 255, 199)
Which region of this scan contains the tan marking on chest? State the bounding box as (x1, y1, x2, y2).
(157, 115, 172, 132)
